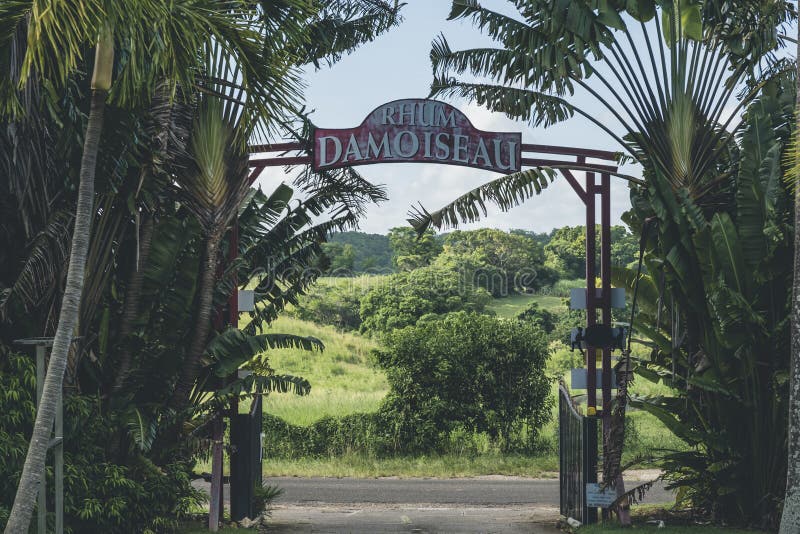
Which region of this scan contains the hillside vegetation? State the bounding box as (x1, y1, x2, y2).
(260, 280, 683, 478)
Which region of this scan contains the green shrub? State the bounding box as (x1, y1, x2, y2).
(290, 283, 364, 331)
(375, 312, 553, 452)
(516, 301, 558, 333)
(0, 351, 203, 533)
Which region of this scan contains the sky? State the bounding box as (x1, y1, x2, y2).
(255, 1, 640, 235)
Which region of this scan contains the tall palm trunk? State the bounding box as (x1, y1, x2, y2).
(168, 229, 224, 411)
(5, 31, 113, 533)
(779, 25, 800, 534)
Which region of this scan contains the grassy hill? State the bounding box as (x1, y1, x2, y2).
(257, 315, 387, 425)
(249, 303, 683, 478)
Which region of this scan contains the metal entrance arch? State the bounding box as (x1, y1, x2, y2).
(247, 138, 617, 421)
(227, 100, 620, 526)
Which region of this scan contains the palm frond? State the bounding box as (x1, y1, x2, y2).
(407, 167, 556, 234)
(302, 0, 404, 68)
(430, 77, 573, 128)
(124, 407, 158, 452)
(1, 209, 73, 316)
(213, 373, 311, 398)
(205, 328, 323, 378)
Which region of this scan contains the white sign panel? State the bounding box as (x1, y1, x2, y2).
(570, 288, 626, 310)
(586, 483, 617, 508)
(238, 290, 255, 312)
(570, 368, 618, 390)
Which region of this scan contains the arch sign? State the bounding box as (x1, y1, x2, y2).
(312, 98, 522, 174)
(248, 99, 624, 526)
(249, 97, 619, 434)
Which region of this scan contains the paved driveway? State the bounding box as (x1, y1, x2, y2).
(255, 474, 671, 533)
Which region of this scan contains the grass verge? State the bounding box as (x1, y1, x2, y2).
(577, 525, 753, 533)
(262, 453, 559, 478)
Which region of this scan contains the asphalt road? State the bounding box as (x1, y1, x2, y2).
(196, 475, 672, 533)
(271, 476, 564, 506)
(267, 475, 672, 507)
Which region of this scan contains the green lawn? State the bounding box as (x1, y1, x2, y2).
(256, 315, 387, 425)
(486, 293, 565, 318)
(578, 525, 754, 534)
(262, 453, 558, 478)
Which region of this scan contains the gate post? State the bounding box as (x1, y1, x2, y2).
(582, 414, 598, 524)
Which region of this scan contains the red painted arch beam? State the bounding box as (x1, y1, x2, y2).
(248, 142, 306, 153)
(521, 144, 618, 162)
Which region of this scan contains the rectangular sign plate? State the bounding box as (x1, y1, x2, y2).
(586, 483, 617, 508)
(313, 99, 522, 174)
(571, 368, 617, 390)
(238, 290, 255, 312)
(570, 288, 626, 310)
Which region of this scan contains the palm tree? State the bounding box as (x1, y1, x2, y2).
(0, 1, 309, 530)
(167, 0, 404, 411)
(412, 0, 790, 231)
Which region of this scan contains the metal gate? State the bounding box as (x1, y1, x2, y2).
(230, 395, 263, 522)
(558, 382, 597, 524)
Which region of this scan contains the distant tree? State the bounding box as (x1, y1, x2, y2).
(388, 226, 442, 271)
(516, 302, 558, 334)
(544, 226, 587, 280)
(510, 228, 552, 247)
(330, 231, 393, 272)
(359, 265, 491, 334)
(544, 225, 638, 279)
(438, 228, 552, 295)
(336, 244, 356, 272)
(610, 226, 639, 268)
(361, 256, 378, 271)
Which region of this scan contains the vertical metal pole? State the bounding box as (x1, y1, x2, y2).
(601, 173, 613, 416)
(584, 170, 599, 524)
(35, 345, 46, 534)
(584, 416, 598, 524)
(209, 416, 223, 531)
(585, 171, 597, 411)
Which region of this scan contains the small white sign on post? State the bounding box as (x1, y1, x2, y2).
(570, 288, 626, 310)
(571, 368, 618, 390)
(238, 290, 255, 312)
(586, 483, 617, 508)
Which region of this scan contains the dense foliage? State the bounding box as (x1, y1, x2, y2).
(0, 351, 202, 533)
(0, 1, 402, 530)
(358, 265, 492, 334)
(438, 228, 554, 295)
(545, 226, 639, 279)
(327, 231, 393, 273)
(289, 281, 366, 331)
(263, 312, 553, 457)
(414, 0, 796, 527)
(616, 71, 795, 527)
(376, 313, 552, 452)
(388, 226, 443, 271)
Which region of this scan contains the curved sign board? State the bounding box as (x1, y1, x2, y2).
(313, 99, 522, 174)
